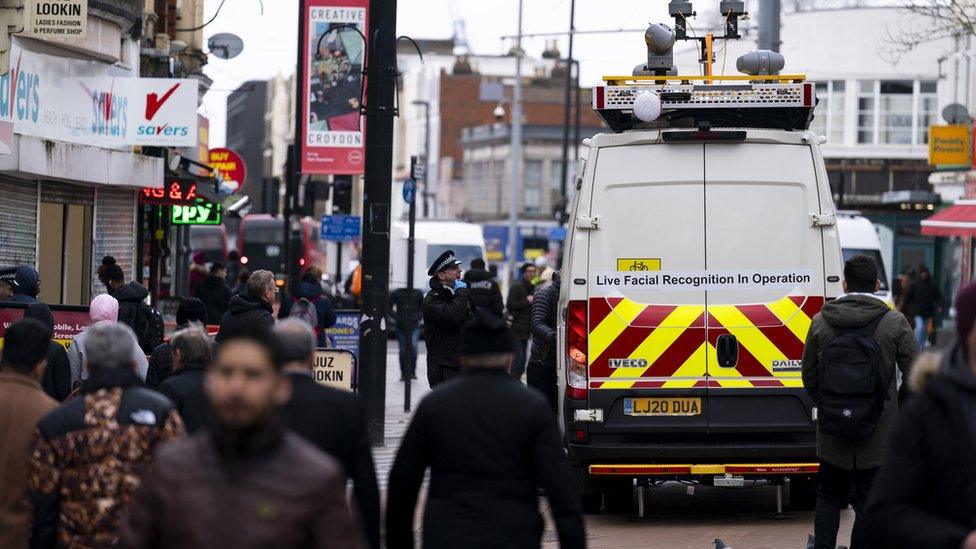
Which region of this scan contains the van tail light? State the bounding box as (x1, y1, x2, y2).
(566, 300, 588, 401)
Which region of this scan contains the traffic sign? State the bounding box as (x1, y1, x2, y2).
(402, 178, 416, 203)
(320, 214, 361, 241)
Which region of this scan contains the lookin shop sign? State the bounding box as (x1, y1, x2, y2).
(24, 0, 88, 38)
(300, 0, 368, 175)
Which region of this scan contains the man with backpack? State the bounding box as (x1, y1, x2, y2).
(104, 262, 164, 355)
(802, 254, 918, 549)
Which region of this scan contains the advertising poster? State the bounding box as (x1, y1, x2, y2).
(0, 304, 90, 350)
(300, 0, 368, 175)
(323, 310, 361, 386)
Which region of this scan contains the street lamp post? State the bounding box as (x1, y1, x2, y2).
(507, 0, 524, 288)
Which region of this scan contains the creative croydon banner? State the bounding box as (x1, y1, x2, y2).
(0, 39, 197, 148)
(300, 0, 367, 175)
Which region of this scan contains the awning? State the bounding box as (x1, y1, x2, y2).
(921, 200, 976, 237)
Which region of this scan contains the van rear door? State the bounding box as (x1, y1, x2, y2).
(586, 142, 708, 434)
(703, 142, 825, 433)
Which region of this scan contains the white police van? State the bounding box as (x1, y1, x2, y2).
(557, 51, 845, 512)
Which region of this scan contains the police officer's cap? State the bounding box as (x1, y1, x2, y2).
(427, 249, 463, 276)
(0, 267, 18, 287)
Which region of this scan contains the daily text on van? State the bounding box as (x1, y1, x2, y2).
(595, 269, 814, 291)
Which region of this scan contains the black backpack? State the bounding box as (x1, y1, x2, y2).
(816, 312, 890, 439)
(133, 303, 164, 355)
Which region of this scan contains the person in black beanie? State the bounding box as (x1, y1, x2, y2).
(872, 280, 976, 549)
(386, 309, 586, 549)
(146, 298, 209, 388)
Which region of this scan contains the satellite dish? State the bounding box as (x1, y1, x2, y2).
(942, 103, 970, 125)
(208, 33, 244, 60)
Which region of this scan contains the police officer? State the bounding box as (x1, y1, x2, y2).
(421, 250, 474, 388)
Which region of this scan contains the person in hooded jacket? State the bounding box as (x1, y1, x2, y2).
(216, 270, 277, 343)
(871, 281, 976, 549)
(23, 303, 72, 401)
(279, 267, 337, 347)
(67, 295, 149, 386)
(462, 258, 503, 318)
(10, 265, 39, 303)
(147, 298, 209, 388)
(194, 262, 232, 323)
(422, 250, 474, 388)
(802, 254, 918, 549)
(527, 272, 561, 413)
(104, 262, 159, 354)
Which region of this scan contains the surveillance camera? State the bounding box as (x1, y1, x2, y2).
(644, 23, 675, 54)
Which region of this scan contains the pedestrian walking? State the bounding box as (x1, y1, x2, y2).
(97, 255, 117, 293)
(870, 280, 976, 549)
(279, 267, 337, 347)
(277, 319, 380, 548)
(10, 265, 40, 303)
(216, 270, 276, 343)
(0, 266, 19, 301)
(901, 266, 943, 350)
(389, 286, 423, 380)
(147, 297, 208, 388)
(66, 294, 149, 385)
(528, 271, 561, 412)
(0, 318, 58, 549)
(463, 257, 503, 317)
(24, 303, 72, 401)
(232, 269, 249, 296)
(30, 322, 185, 549)
(226, 250, 242, 289)
(386, 309, 586, 549)
(194, 261, 232, 324)
(422, 249, 474, 387)
(188, 251, 209, 297)
(801, 254, 918, 549)
(119, 324, 365, 549)
(157, 324, 212, 433)
(104, 261, 163, 354)
(506, 262, 537, 380)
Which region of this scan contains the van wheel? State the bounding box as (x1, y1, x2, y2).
(789, 478, 817, 511)
(580, 493, 602, 514)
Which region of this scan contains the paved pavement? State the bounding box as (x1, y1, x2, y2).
(374, 341, 855, 548)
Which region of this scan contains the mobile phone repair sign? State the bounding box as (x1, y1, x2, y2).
(594, 269, 814, 291)
(25, 0, 87, 38)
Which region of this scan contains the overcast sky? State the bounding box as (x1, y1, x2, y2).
(200, 0, 740, 147)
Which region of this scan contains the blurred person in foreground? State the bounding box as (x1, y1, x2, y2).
(157, 324, 212, 433)
(147, 297, 209, 388)
(386, 309, 585, 549)
(119, 324, 364, 549)
(0, 318, 58, 549)
(29, 323, 184, 548)
(277, 319, 380, 548)
(871, 281, 976, 549)
(66, 294, 148, 386)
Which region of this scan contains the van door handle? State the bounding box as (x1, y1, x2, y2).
(716, 334, 738, 368)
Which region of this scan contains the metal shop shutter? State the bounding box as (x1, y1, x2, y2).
(93, 187, 137, 297)
(40, 181, 94, 206)
(0, 176, 38, 267)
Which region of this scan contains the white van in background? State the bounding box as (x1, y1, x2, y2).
(389, 219, 487, 292)
(836, 211, 892, 305)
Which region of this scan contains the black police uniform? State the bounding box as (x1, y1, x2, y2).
(421, 250, 474, 388)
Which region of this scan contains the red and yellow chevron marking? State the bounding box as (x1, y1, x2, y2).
(587, 296, 825, 389)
